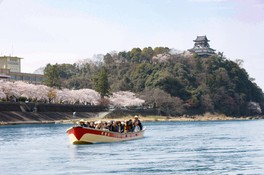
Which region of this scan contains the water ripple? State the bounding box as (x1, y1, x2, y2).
(1, 121, 264, 174)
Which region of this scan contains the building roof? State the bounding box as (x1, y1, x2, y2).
(0, 56, 23, 59)
(193, 36, 209, 42)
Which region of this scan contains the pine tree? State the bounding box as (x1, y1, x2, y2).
(94, 68, 110, 98)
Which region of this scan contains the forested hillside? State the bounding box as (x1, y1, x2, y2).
(44, 47, 264, 116)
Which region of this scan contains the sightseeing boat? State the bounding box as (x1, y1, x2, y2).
(66, 126, 146, 144)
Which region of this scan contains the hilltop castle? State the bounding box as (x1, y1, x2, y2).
(188, 36, 215, 57)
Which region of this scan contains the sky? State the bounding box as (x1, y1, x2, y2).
(0, 0, 264, 89)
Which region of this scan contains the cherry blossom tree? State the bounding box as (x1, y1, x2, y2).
(55, 89, 74, 104)
(75, 89, 101, 105)
(0, 88, 6, 100)
(13, 81, 49, 102)
(54, 89, 101, 104)
(0, 80, 20, 100)
(109, 91, 145, 107)
(0, 81, 145, 107)
(152, 53, 171, 63)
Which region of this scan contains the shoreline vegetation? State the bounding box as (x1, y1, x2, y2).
(0, 113, 263, 126)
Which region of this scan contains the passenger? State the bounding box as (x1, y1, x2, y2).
(90, 121, 95, 128)
(102, 122, 109, 130)
(95, 121, 102, 129)
(79, 119, 87, 127)
(106, 121, 113, 131)
(121, 121, 125, 133)
(103, 122, 107, 128)
(116, 121, 124, 133)
(112, 121, 118, 132)
(127, 119, 133, 132)
(86, 122, 90, 128)
(133, 115, 143, 131)
(124, 121, 128, 133)
(125, 120, 131, 133)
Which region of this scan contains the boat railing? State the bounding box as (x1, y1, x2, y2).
(67, 125, 146, 135)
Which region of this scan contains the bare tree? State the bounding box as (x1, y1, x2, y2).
(140, 88, 185, 116)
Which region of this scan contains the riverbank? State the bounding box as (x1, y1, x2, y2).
(0, 111, 100, 125)
(76, 113, 264, 123)
(0, 112, 263, 125)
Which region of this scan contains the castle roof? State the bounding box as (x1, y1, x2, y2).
(194, 36, 209, 42)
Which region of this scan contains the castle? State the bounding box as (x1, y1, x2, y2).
(188, 36, 215, 57)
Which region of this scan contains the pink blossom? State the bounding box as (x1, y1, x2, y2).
(109, 91, 145, 107)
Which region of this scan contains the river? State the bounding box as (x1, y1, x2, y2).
(0, 120, 264, 174)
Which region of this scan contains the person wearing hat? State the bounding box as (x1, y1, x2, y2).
(79, 119, 87, 127)
(133, 115, 142, 131)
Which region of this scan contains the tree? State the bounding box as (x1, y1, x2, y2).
(104, 53, 114, 65)
(234, 59, 244, 68)
(130, 48, 142, 63)
(140, 88, 185, 115)
(119, 76, 133, 91)
(47, 89, 57, 103)
(44, 64, 61, 88)
(0, 89, 6, 100)
(94, 68, 110, 98)
(109, 91, 145, 107)
(153, 47, 170, 56)
(141, 47, 153, 62)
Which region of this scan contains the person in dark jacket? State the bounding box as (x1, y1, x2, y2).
(106, 121, 113, 131)
(116, 121, 124, 133)
(127, 119, 134, 132)
(112, 121, 118, 132)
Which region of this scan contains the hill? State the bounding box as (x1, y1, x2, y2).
(43, 47, 264, 116)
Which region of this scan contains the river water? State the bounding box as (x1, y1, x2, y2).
(0, 120, 264, 175)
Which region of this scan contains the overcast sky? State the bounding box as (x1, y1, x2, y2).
(0, 0, 264, 89)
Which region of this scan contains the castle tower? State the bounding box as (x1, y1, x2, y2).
(188, 36, 215, 57)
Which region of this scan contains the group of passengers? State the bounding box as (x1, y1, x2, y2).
(78, 115, 143, 133)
